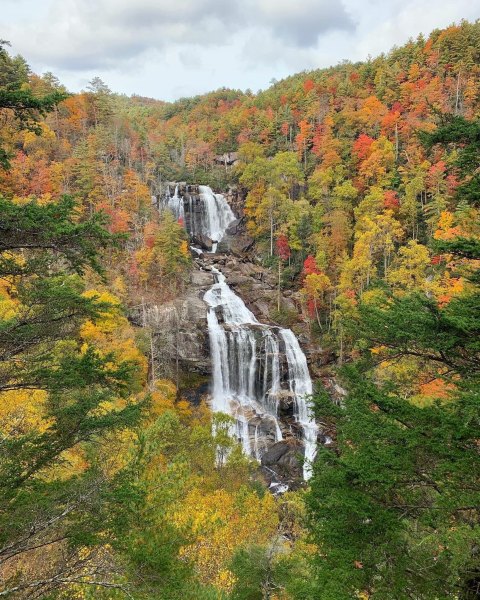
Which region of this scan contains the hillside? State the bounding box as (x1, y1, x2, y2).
(0, 19, 479, 600)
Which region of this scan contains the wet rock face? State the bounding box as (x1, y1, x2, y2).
(129, 248, 305, 384)
(262, 441, 290, 465)
(174, 295, 211, 373)
(218, 218, 254, 255)
(192, 233, 213, 252)
(278, 391, 296, 419)
(162, 183, 237, 252)
(205, 254, 304, 330)
(134, 266, 215, 377)
(162, 183, 253, 254)
(261, 440, 304, 487)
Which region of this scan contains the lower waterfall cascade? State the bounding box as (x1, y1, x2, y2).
(204, 268, 318, 480)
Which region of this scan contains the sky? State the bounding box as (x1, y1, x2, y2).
(2, 0, 480, 102)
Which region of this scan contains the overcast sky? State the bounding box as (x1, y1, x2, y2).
(2, 0, 479, 101)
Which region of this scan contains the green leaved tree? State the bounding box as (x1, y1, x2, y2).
(0, 196, 145, 596)
(307, 115, 480, 599)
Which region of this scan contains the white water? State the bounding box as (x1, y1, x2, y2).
(204, 268, 318, 479)
(204, 269, 282, 446)
(198, 185, 236, 252)
(164, 182, 318, 479)
(280, 329, 318, 479)
(165, 184, 185, 223)
(163, 184, 235, 252)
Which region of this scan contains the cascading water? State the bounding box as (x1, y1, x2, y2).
(163, 184, 235, 252)
(280, 329, 318, 479)
(163, 181, 318, 480)
(198, 186, 236, 252)
(164, 184, 185, 223)
(204, 268, 318, 480)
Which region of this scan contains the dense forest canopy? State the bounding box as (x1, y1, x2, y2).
(0, 19, 479, 600)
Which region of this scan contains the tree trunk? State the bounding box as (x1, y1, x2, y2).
(455, 71, 461, 115)
(270, 213, 274, 256)
(395, 122, 399, 162)
(315, 299, 323, 331)
(277, 260, 281, 312)
(339, 324, 344, 365)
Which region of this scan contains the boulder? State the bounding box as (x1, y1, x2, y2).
(252, 300, 270, 319)
(229, 233, 255, 256)
(261, 440, 304, 485)
(192, 233, 213, 252)
(261, 441, 290, 466)
(226, 274, 251, 286)
(190, 269, 214, 287)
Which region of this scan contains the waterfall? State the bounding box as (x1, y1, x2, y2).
(164, 184, 185, 223)
(163, 184, 235, 252)
(204, 268, 318, 480)
(198, 185, 236, 252)
(280, 329, 318, 479)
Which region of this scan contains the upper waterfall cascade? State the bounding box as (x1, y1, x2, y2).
(163, 184, 235, 252)
(204, 268, 318, 480)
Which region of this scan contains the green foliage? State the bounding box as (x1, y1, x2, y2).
(270, 305, 299, 328)
(0, 194, 145, 597)
(229, 546, 272, 600)
(155, 210, 190, 273)
(0, 195, 115, 276)
(308, 265, 480, 598)
(239, 151, 302, 195)
(0, 41, 67, 167)
(420, 115, 480, 207)
(433, 236, 480, 260)
(308, 364, 480, 599)
(350, 289, 480, 376)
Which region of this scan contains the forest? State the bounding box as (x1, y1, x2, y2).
(0, 18, 479, 600)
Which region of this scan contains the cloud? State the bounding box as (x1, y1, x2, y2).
(343, 0, 480, 61)
(241, 29, 319, 73)
(178, 49, 203, 70)
(4, 0, 479, 101)
(4, 0, 240, 70)
(254, 0, 354, 47)
(4, 0, 353, 72)
(107, 0, 242, 28)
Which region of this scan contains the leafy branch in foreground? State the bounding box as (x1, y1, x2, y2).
(0, 194, 145, 598)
